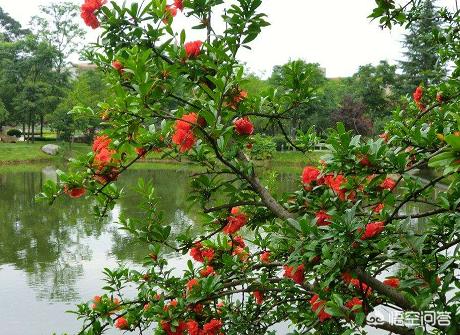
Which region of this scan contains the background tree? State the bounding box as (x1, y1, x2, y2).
(400, 0, 446, 90)
(30, 1, 85, 75)
(0, 7, 29, 42)
(48, 69, 110, 142)
(332, 95, 373, 135)
(0, 98, 8, 130)
(269, 60, 327, 136)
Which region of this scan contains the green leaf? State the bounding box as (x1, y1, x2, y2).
(445, 134, 460, 151)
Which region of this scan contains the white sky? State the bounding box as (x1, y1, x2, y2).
(0, 0, 407, 78)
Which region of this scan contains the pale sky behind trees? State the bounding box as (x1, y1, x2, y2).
(0, 0, 408, 78)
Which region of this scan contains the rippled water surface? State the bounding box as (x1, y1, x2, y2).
(0, 164, 298, 335)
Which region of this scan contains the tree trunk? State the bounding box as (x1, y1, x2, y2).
(27, 120, 30, 143)
(31, 120, 35, 144)
(22, 123, 26, 142)
(40, 115, 44, 138)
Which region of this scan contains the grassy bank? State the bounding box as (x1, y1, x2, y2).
(0, 142, 90, 165)
(0, 141, 326, 168)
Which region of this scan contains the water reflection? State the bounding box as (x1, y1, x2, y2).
(0, 164, 298, 335)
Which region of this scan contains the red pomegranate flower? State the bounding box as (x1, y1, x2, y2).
(310, 294, 332, 322)
(202, 319, 223, 334)
(324, 174, 347, 201)
(260, 251, 270, 264)
(232, 235, 246, 248)
(373, 203, 384, 213)
(413, 86, 423, 103)
(93, 134, 111, 152)
(350, 278, 373, 296)
(172, 113, 198, 152)
(360, 221, 385, 240)
(174, 0, 184, 10)
(380, 177, 396, 191)
(111, 60, 124, 73)
(81, 0, 106, 29)
(187, 278, 199, 291)
(114, 316, 129, 330)
(187, 320, 200, 335)
(383, 277, 400, 288)
(223, 207, 248, 234)
(315, 210, 332, 226)
(253, 290, 264, 305)
(301, 166, 321, 188)
(199, 265, 215, 277)
(163, 5, 177, 24)
(345, 297, 363, 312)
(185, 41, 203, 58)
(233, 117, 254, 135)
(283, 264, 305, 285)
(190, 242, 214, 263)
(64, 186, 86, 198)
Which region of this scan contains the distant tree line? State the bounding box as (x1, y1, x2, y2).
(0, 2, 109, 142)
(243, 0, 445, 139)
(0, 0, 444, 143)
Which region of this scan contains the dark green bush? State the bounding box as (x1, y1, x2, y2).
(6, 129, 22, 137)
(272, 135, 292, 151)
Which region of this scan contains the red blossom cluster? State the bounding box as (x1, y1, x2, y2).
(283, 264, 305, 285)
(163, 5, 178, 24)
(315, 210, 332, 226)
(114, 317, 129, 330)
(345, 297, 362, 312)
(301, 166, 322, 190)
(162, 319, 223, 335)
(111, 60, 124, 73)
(63, 185, 86, 199)
(223, 207, 248, 234)
(187, 278, 200, 291)
(226, 89, 248, 110)
(190, 242, 215, 263)
(199, 265, 215, 277)
(383, 277, 400, 288)
(342, 273, 373, 296)
(252, 290, 264, 305)
(80, 0, 106, 29)
(185, 41, 203, 59)
(233, 117, 254, 136)
(380, 177, 397, 190)
(413, 86, 425, 110)
(174, 0, 184, 10)
(228, 236, 245, 248)
(324, 174, 350, 201)
(310, 294, 332, 322)
(187, 319, 223, 335)
(259, 251, 270, 264)
(172, 113, 198, 152)
(92, 135, 119, 184)
(360, 221, 385, 240)
(161, 320, 188, 335)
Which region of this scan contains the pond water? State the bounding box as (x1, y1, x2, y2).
(0, 163, 441, 335)
(0, 164, 298, 335)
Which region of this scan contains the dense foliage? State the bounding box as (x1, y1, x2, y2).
(39, 1, 460, 335)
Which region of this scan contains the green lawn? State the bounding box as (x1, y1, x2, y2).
(0, 142, 90, 164)
(0, 141, 327, 169)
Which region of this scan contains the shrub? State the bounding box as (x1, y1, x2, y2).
(6, 129, 22, 137)
(250, 134, 276, 160)
(272, 134, 290, 151)
(37, 1, 460, 335)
